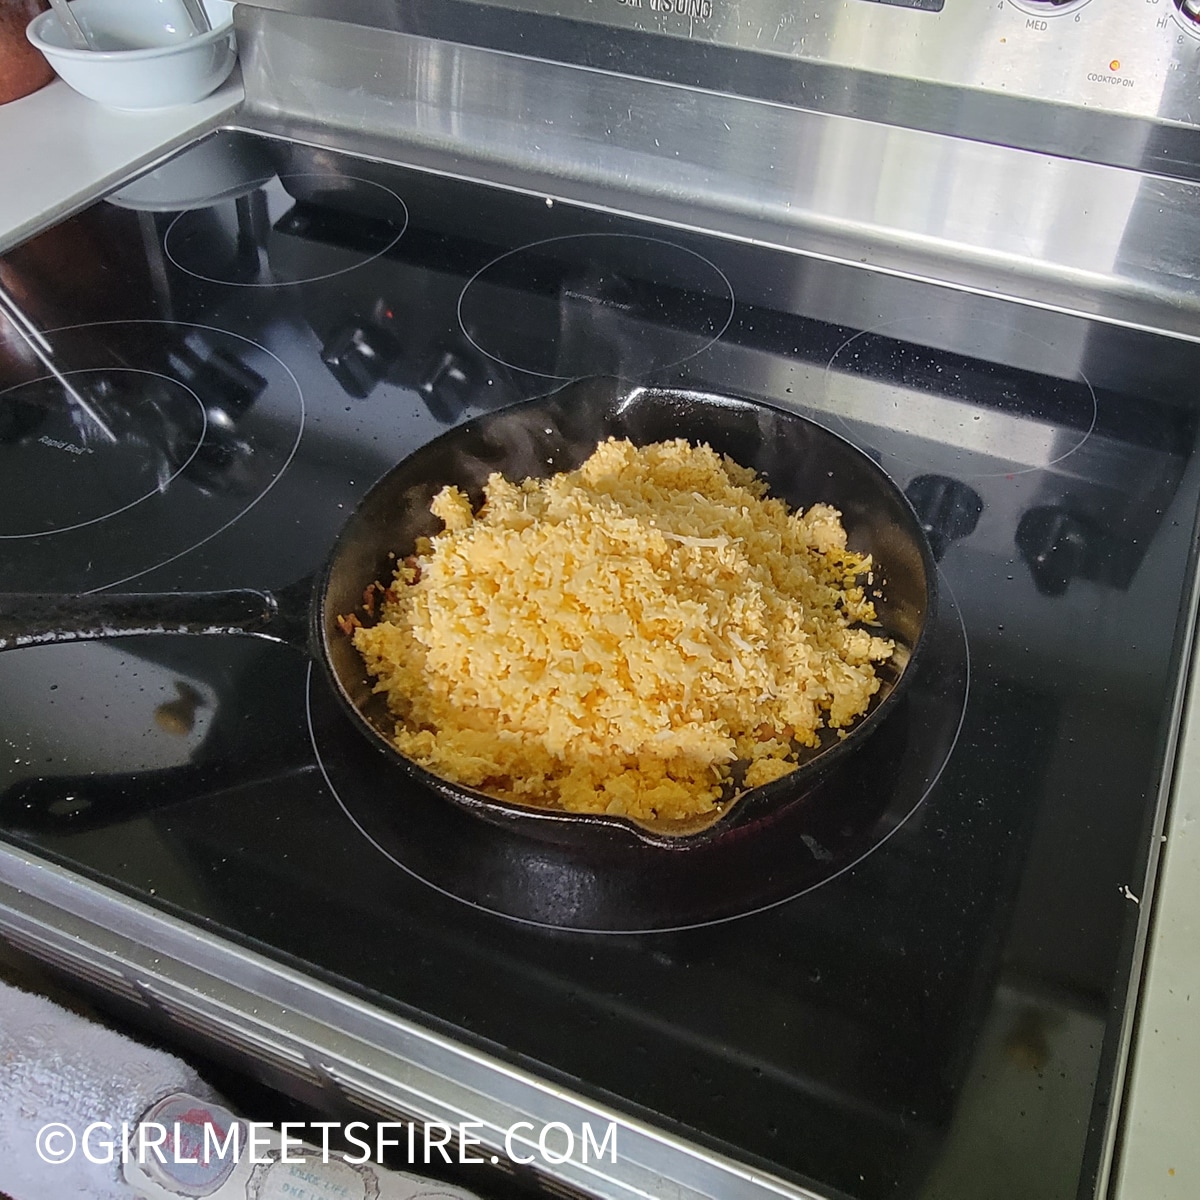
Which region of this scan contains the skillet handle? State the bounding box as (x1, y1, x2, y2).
(0, 579, 313, 653)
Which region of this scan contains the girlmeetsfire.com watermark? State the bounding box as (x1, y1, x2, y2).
(35, 1118, 619, 1169)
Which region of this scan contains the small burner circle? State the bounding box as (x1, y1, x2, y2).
(458, 232, 734, 379)
(0, 369, 206, 539)
(824, 315, 1097, 478)
(164, 173, 409, 289)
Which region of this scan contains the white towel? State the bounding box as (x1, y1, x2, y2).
(0, 979, 221, 1200)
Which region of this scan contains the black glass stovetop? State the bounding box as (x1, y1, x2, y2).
(2, 129, 1198, 1200)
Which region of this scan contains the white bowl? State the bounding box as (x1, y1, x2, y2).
(27, 0, 236, 111)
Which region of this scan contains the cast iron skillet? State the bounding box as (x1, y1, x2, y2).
(0, 377, 937, 849)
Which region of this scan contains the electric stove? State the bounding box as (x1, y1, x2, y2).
(3, 3, 1200, 1200)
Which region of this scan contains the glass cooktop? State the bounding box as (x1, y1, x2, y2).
(2, 129, 1198, 1200)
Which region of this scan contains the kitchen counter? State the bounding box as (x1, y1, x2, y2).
(0, 75, 242, 255)
(0, 71, 1197, 1200)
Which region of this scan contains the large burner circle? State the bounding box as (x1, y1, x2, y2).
(308, 575, 969, 934)
(0, 321, 305, 593)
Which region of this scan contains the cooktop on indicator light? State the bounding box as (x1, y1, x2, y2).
(1, 129, 1198, 1200)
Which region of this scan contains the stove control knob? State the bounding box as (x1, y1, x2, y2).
(1177, 0, 1200, 22)
(1015, 506, 1095, 597)
(904, 475, 983, 562)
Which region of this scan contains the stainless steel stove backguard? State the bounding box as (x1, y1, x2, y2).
(235, 0, 1200, 177)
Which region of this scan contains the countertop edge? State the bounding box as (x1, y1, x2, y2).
(0, 75, 244, 256)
